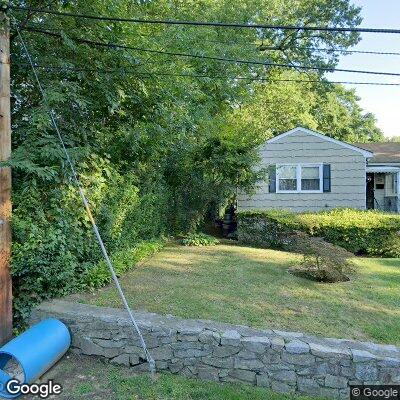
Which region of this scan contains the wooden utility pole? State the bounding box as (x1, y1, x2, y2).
(0, 10, 12, 344)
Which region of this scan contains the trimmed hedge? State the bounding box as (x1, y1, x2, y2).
(238, 209, 400, 257)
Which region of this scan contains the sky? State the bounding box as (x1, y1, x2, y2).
(328, 0, 400, 139)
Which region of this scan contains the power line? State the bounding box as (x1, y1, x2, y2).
(15, 62, 400, 86)
(178, 38, 400, 57)
(259, 45, 400, 56)
(21, 27, 400, 77)
(302, 47, 400, 56)
(10, 5, 400, 34)
(21, 21, 400, 57)
(203, 41, 400, 56)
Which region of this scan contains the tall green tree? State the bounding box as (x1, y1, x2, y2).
(227, 70, 383, 142)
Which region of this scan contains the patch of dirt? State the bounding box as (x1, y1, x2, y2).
(20, 353, 133, 400)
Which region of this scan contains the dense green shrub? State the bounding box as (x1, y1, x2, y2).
(83, 240, 164, 289)
(238, 209, 400, 257)
(237, 209, 294, 249)
(12, 183, 96, 323)
(181, 233, 220, 247)
(11, 171, 168, 326)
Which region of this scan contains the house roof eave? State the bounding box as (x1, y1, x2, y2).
(266, 127, 374, 158)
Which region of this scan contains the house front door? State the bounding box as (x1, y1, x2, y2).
(366, 173, 374, 210)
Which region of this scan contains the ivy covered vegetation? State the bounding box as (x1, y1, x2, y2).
(9, 0, 383, 326)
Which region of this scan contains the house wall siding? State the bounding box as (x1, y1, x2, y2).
(238, 129, 367, 212)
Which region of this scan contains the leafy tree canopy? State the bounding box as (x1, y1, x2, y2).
(228, 69, 383, 143)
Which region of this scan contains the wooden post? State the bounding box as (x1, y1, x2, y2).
(0, 11, 12, 344)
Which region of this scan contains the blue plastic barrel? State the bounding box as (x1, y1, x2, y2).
(0, 319, 71, 398)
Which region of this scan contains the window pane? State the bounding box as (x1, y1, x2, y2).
(301, 166, 320, 191)
(277, 165, 296, 179)
(301, 179, 320, 190)
(302, 166, 319, 179)
(385, 173, 398, 196)
(279, 179, 297, 191)
(277, 165, 297, 191)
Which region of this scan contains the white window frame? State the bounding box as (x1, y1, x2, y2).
(276, 163, 323, 193)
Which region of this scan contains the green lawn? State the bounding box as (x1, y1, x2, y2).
(31, 354, 322, 400)
(68, 243, 400, 345)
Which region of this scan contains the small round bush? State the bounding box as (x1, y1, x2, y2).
(288, 231, 355, 283)
(181, 233, 220, 247)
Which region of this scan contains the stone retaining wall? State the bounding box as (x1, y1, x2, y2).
(31, 300, 400, 399)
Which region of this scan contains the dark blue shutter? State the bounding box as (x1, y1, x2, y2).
(269, 164, 276, 193)
(323, 164, 331, 192)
